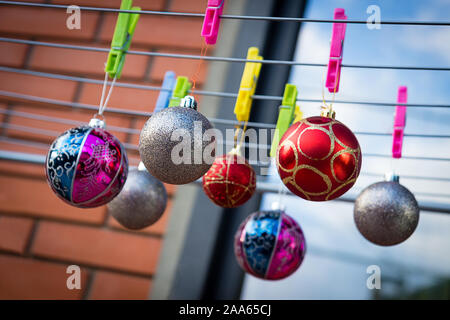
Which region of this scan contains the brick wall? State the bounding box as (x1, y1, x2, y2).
(0, 0, 209, 299)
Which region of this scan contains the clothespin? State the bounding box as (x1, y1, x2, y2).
(234, 47, 263, 122)
(105, 0, 140, 79)
(201, 0, 225, 45)
(270, 84, 298, 157)
(392, 86, 407, 159)
(293, 105, 303, 123)
(325, 8, 347, 93)
(154, 71, 176, 113)
(169, 76, 192, 107)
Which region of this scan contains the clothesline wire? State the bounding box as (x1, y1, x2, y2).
(1, 37, 449, 72)
(2, 108, 450, 139)
(1, 1, 450, 26)
(2, 65, 450, 109)
(0, 96, 450, 163)
(1, 90, 450, 141)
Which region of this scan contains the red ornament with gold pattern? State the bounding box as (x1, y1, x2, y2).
(202, 150, 256, 208)
(276, 108, 361, 202)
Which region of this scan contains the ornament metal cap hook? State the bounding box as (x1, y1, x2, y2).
(384, 172, 400, 183)
(89, 114, 106, 129)
(180, 95, 198, 110)
(320, 105, 336, 119)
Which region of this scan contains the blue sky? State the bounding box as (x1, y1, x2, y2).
(241, 0, 450, 299)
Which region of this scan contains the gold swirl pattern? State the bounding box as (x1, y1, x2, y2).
(276, 117, 361, 201)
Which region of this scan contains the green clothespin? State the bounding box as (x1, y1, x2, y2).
(105, 0, 141, 79)
(169, 76, 192, 107)
(270, 84, 298, 157)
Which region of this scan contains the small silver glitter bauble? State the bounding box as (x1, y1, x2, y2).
(354, 181, 420, 246)
(139, 106, 215, 184)
(108, 166, 167, 230)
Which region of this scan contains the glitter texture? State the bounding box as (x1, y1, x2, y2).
(202, 153, 256, 208)
(139, 107, 215, 185)
(354, 181, 420, 246)
(234, 210, 306, 280)
(108, 167, 167, 230)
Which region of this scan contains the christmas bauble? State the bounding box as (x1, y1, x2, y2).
(108, 166, 167, 230)
(139, 106, 215, 184)
(234, 210, 306, 280)
(354, 181, 420, 246)
(276, 116, 361, 201)
(46, 124, 128, 208)
(202, 153, 256, 208)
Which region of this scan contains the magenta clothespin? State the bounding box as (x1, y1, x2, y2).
(325, 8, 347, 93)
(201, 0, 225, 45)
(392, 86, 408, 159)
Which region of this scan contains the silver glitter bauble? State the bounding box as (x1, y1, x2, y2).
(354, 181, 420, 246)
(139, 106, 215, 184)
(108, 166, 167, 230)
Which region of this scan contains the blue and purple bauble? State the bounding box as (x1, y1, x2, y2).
(45, 119, 128, 208)
(234, 210, 306, 280)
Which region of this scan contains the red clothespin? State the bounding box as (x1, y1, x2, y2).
(392, 86, 407, 159)
(201, 0, 225, 45)
(325, 8, 347, 93)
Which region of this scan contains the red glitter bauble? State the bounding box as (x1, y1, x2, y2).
(202, 153, 256, 208)
(276, 116, 361, 201)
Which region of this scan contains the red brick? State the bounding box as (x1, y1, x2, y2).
(150, 48, 208, 84)
(170, 0, 207, 13)
(108, 199, 173, 235)
(29, 44, 149, 79)
(32, 221, 162, 275)
(0, 254, 88, 299)
(52, 0, 165, 10)
(0, 71, 77, 101)
(89, 271, 151, 300)
(0, 42, 28, 68)
(99, 15, 204, 49)
(0, 161, 46, 180)
(0, 175, 107, 225)
(0, 7, 99, 40)
(0, 140, 47, 155)
(78, 81, 159, 112)
(0, 216, 34, 254)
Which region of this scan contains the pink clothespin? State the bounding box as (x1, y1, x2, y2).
(392, 86, 408, 159)
(201, 0, 225, 45)
(325, 8, 347, 93)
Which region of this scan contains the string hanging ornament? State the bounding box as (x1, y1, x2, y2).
(276, 9, 362, 201)
(45, 71, 128, 208)
(45, 0, 145, 207)
(354, 87, 420, 246)
(202, 122, 257, 208)
(139, 36, 216, 185)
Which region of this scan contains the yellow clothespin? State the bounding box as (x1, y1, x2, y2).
(270, 84, 298, 157)
(293, 104, 303, 123)
(234, 47, 263, 122)
(105, 0, 141, 79)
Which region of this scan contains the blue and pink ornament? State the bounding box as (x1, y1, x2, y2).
(46, 118, 128, 208)
(234, 210, 306, 280)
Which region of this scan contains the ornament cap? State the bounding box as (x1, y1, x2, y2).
(89, 117, 106, 129)
(180, 95, 198, 110)
(384, 172, 400, 182)
(320, 106, 336, 119)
